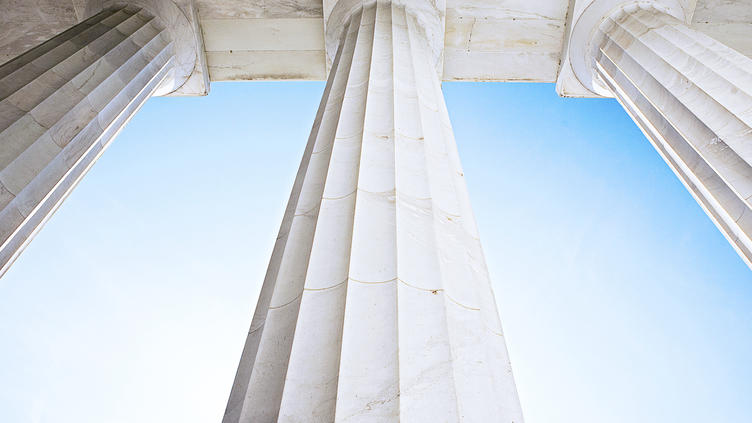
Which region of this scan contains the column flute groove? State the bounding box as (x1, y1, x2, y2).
(223, 14, 365, 423)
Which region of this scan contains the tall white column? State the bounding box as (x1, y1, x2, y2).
(589, 4, 752, 265)
(223, 1, 524, 422)
(0, 5, 175, 275)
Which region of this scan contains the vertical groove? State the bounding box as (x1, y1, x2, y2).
(237, 13, 363, 423)
(407, 8, 485, 421)
(335, 1, 399, 420)
(434, 31, 523, 422)
(277, 6, 376, 422)
(221, 27, 350, 423)
(393, 4, 460, 421)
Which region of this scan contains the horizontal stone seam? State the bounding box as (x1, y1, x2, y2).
(349, 276, 397, 285)
(397, 277, 480, 310)
(267, 291, 303, 310)
(304, 277, 348, 291)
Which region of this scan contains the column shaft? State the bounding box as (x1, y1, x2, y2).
(223, 2, 524, 422)
(592, 5, 752, 265)
(0, 5, 174, 274)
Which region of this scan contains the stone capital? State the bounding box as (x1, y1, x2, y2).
(83, 0, 209, 96)
(323, 0, 446, 77)
(556, 0, 695, 97)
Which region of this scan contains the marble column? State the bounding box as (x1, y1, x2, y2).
(590, 4, 752, 265)
(0, 5, 175, 275)
(223, 1, 524, 422)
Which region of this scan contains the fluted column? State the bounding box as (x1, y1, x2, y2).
(0, 5, 175, 275)
(590, 4, 752, 265)
(223, 1, 524, 422)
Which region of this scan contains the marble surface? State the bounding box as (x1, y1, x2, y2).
(196, 0, 323, 18)
(0, 6, 175, 276)
(223, 2, 524, 422)
(195, 0, 326, 80)
(2, 0, 751, 83)
(592, 5, 752, 266)
(0, 0, 82, 65)
(443, 0, 569, 81)
(201, 16, 326, 80)
(692, 0, 752, 59)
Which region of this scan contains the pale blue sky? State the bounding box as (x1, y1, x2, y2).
(1, 81, 751, 423)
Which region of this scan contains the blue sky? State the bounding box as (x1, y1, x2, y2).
(1, 81, 751, 423)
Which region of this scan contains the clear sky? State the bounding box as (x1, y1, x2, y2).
(1, 81, 751, 423)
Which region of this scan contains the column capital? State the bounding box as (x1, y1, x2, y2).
(323, 0, 446, 78)
(556, 0, 693, 97)
(82, 0, 209, 96)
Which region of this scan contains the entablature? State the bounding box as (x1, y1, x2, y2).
(1, 0, 750, 96)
